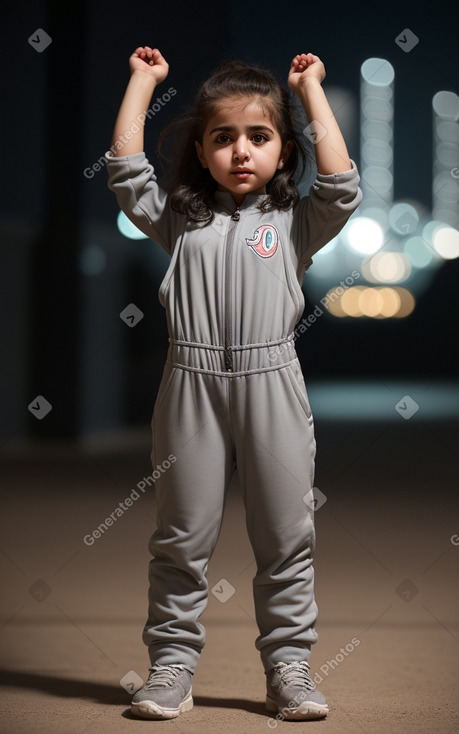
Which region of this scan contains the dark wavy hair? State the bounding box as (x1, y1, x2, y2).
(157, 60, 314, 225)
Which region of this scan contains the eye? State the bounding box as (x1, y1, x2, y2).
(215, 134, 232, 144)
(252, 133, 269, 144)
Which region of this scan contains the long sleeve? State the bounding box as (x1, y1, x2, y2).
(292, 160, 363, 269)
(105, 151, 176, 255)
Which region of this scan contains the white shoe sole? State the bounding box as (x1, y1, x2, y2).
(131, 691, 193, 719)
(266, 695, 329, 720)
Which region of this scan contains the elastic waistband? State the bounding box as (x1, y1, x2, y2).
(167, 335, 297, 375)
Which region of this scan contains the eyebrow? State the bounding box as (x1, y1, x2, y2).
(208, 125, 275, 135)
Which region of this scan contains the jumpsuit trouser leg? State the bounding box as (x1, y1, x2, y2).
(143, 346, 318, 674)
(230, 359, 318, 673)
(143, 363, 236, 673)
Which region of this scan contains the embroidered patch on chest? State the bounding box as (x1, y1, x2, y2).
(245, 224, 279, 258)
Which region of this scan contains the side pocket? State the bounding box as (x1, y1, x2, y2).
(285, 362, 312, 420)
(153, 362, 178, 417)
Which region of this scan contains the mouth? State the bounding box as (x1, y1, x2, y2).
(231, 170, 253, 179)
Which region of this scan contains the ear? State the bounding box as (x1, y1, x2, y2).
(277, 140, 293, 170)
(195, 140, 208, 168)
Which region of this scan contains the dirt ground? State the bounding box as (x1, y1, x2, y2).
(1, 417, 458, 734)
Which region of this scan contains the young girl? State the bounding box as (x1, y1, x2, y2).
(106, 46, 362, 722)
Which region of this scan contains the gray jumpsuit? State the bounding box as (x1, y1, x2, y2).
(106, 151, 362, 673)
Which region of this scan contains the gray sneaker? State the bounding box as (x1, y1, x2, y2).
(266, 661, 329, 720)
(131, 663, 193, 719)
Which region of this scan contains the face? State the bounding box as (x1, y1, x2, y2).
(195, 96, 292, 204)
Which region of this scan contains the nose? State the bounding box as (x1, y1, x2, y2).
(233, 137, 250, 162)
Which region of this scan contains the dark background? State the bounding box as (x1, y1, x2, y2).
(1, 0, 458, 442)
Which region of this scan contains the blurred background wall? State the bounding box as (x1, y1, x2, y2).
(1, 0, 458, 444)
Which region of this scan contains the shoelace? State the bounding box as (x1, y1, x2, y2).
(275, 661, 316, 691)
(144, 664, 185, 690)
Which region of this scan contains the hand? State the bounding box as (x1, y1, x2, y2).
(288, 53, 325, 93)
(129, 46, 169, 83)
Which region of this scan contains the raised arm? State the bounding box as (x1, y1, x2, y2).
(111, 46, 169, 157)
(288, 53, 351, 175)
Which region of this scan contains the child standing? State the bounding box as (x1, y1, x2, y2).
(106, 46, 362, 722)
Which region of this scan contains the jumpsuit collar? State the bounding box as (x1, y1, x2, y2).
(213, 190, 269, 215)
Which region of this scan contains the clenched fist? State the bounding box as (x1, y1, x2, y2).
(129, 46, 169, 84)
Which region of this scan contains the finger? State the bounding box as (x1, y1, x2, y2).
(134, 45, 154, 60)
(294, 54, 308, 68)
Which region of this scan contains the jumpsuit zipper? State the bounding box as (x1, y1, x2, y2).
(224, 205, 240, 372)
